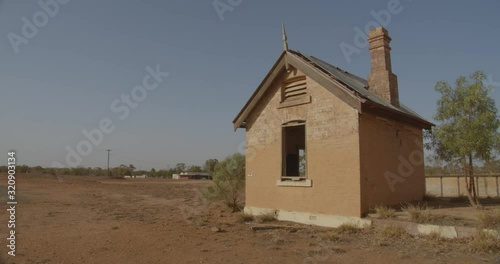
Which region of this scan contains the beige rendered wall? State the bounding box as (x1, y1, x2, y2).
(359, 112, 425, 214)
(244, 68, 363, 217)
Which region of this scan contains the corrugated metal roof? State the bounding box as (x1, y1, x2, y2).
(290, 50, 431, 124)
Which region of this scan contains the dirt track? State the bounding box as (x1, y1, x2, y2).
(0, 174, 497, 264)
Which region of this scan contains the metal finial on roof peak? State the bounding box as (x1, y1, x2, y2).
(282, 21, 288, 51)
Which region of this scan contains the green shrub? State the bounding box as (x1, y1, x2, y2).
(203, 153, 245, 212)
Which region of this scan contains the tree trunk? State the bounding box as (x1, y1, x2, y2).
(463, 156, 482, 209)
(463, 158, 477, 207)
(469, 154, 482, 208)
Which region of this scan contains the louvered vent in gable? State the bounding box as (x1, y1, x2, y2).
(279, 74, 311, 108)
(283, 76, 307, 101)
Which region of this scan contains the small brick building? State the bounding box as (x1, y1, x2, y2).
(233, 27, 433, 226)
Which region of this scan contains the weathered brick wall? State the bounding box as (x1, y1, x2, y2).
(368, 27, 399, 107)
(359, 112, 425, 214)
(245, 67, 363, 217)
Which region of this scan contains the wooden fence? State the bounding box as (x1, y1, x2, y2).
(426, 174, 500, 197)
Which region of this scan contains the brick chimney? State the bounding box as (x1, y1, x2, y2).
(368, 27, 399, 107)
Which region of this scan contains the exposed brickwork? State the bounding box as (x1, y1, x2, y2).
(242, 28, 426, 220)
(359, 112, 425, 214)
(245, 67, 363, 217)
(368, 27, 399, 107)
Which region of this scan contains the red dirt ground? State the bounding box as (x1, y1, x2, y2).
(0, 174, 498, 264)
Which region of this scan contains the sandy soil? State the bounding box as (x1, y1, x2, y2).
(0, 174, 498, 264)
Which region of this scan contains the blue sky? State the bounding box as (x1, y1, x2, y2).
(0, 0, 499, 170)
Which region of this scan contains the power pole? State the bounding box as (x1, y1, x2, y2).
(106, 149, 111, 177)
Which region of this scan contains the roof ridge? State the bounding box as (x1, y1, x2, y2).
(233, 50, 433, 130)
(288, 50, 433, 127)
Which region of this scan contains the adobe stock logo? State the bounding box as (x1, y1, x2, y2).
(7, 0, 71, 54)
(339, 0, 410, 63)
(51, 64, 170, 168)
(212, 0, 243, 21)
(384, 139, 424, 192)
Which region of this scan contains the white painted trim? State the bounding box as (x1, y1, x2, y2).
(276, 179, 312, 187)
(244, 206, 371, 228)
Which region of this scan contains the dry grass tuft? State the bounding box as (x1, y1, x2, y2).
(402, 203, 435, 223)
(423, 231, 443, 241)
(257, 211, 277, 223)
(374, 205, 396, 219)
(469, 231, 500, 254)
(322, 231, 343, 242)
(237, 212, 254, 223)
(335, 223, 363, 234)
(371, 226, 410, 246)
(379, 226, 409, 239)
(477, 212, 500, 230)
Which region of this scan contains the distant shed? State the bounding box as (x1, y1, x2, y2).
(177, 172, 212, 180)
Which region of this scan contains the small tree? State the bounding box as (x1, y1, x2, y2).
(187, 165, 203, 172)
(204, 158, 219, 177)
(428, 71, 500, 208)
(18, 165, 30, 173)
(175, 163, 186, 173)
(204, 153, 245, 212)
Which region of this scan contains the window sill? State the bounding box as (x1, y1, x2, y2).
(276, 179, 312, 187)
(278, 95, 311, 109)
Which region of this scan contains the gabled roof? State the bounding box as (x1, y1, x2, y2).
(233, 50, 434, 130)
